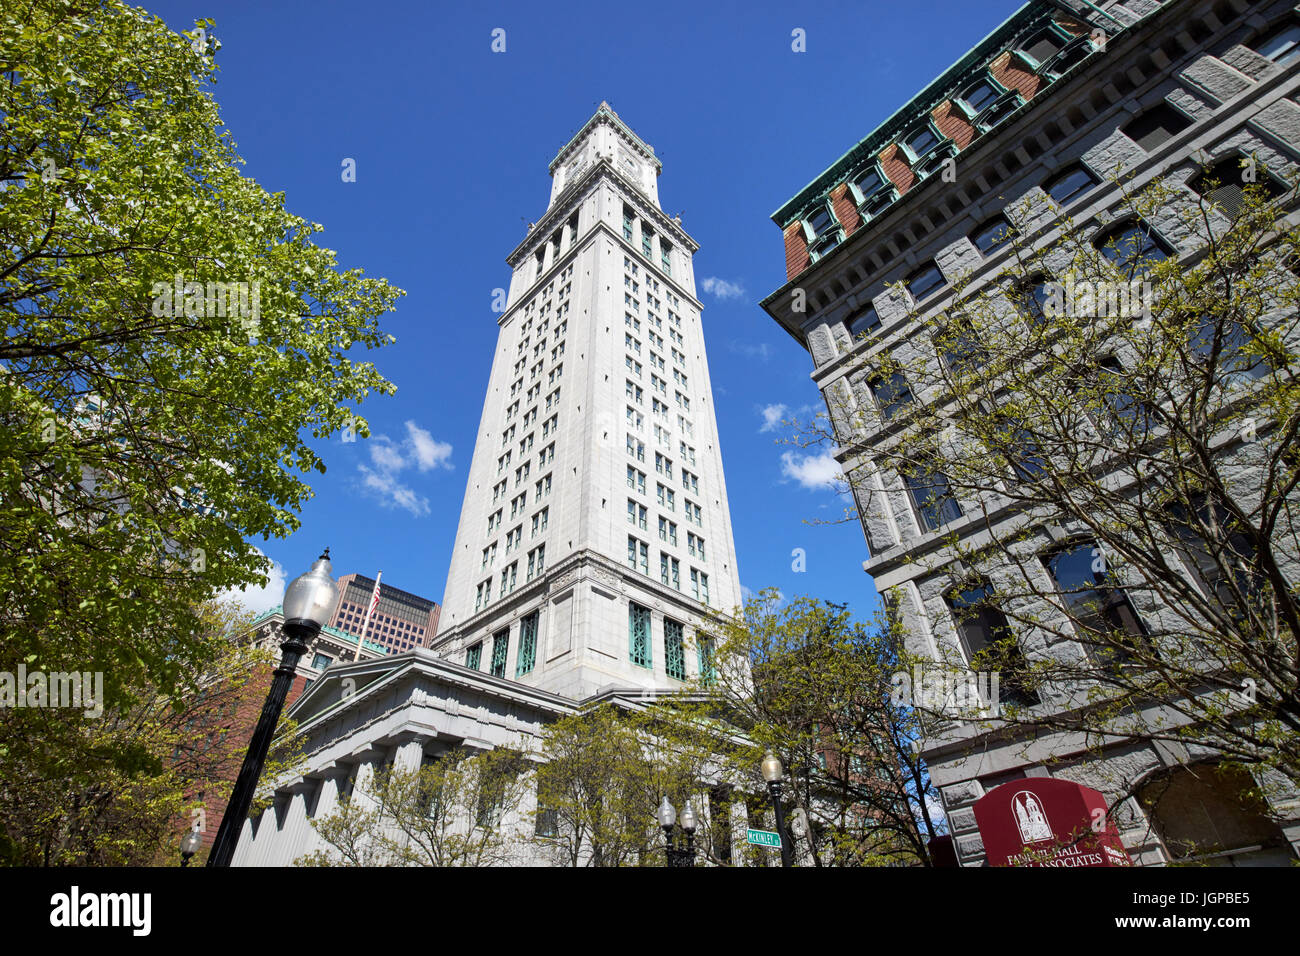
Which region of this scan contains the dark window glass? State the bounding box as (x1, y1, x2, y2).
(1165, 497, 1264, 620)
(1012, 275, 1052, 326)
(998, 418, 1048, 481)
(1095, 220, 1170, 274)
(902, 464, 963, 532)
(1122, 103, 1193, 151)
(854, 167, 886, 200)
(907, 262, 946, 301)
(970, 216, 1015, 254)
(946, 581, 1040, 707)
(1044, 541, 1147, 665)
(1188, 157, 1288, 221)
(1021, 28, 1065, 64)
(1044, 164, 1099, 205)
(960, 77, 1001, 113)
(534, 806, 559, 837)
(848, 303, 880, 339)
(1096, 356, 1152, 436)
(1253, 20, 1300, 64)
(870, 371, 914, 420)
(938, 319, 984, 376)
(905, 124, 940, 159)
(807, 206, 834, 236)
(1188, 314, 1268, 385)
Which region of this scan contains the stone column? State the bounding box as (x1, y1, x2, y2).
(275, 788, 311, 866)
(297, 773, 342, 862)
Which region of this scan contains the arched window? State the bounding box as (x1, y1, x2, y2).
(1139, 763, 1296, 865)
(1094, 218, 1172, 275)
(1043, 163, 1099, 205)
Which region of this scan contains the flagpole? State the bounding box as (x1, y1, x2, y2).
(353, 570, 382, 661)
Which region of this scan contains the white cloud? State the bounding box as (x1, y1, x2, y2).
(729, 341, 774, 362)
(780, 449, 843, 491)
(701, 276, 746, 301)
(404, 420, 453, 472)
(759, 403, 789, 433)
(355, 419, 451, 516)
(359, 464, 431, 517)
(220, 552, 287, 616)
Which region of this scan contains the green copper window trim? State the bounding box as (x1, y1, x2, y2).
(665, 619, 686, 681)
(466, 642, 482, 670)
(952, 72, 1009, 121)
(629, 602, 652, 669)
(490, 629, 509, 677)
(516, 611, 539, 676)
(697, 635, 716, 687)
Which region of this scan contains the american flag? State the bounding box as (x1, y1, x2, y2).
(352, 570, 382, 661)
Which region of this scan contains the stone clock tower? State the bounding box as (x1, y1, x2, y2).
(431, 102, 742, 700)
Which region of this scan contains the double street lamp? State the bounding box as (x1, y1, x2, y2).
(657, 796, 697, 867)
(761, 752, 794, 867)
(207, 549, 339, 868)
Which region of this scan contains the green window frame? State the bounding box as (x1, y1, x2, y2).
(490, 629, 509, 677)
(516, 611, 539, 676)
(466, 642, 482, 670)
(665, 619, 686, 681)
(629, 602, 652, 668)
(697, 634, 716, 687)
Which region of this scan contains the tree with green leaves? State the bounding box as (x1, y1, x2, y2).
(0, 599, 304, 865)
(0, 0, 401, 717)
(297, 748, 531, 867)
(698, 589, 942, 866)
(791, 158, 1300, 825)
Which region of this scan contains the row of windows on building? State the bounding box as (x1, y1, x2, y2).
(801, 18, 1099, 262)
(626, 465, 704, 524)
(883, 323, 1267, 538)
(627, 602, 715, 682)
(334, 600, 426, 644)
(464, 610, 541, 679)
(940, 502, 1261, 707)
(626, 535, 711, 604)
(474, 541, 549, 613)
(799, 13, 1300, 269)
(623, 205, 675, 277)
(843, 147, 1289, 350)
(532, 213, 582, 284)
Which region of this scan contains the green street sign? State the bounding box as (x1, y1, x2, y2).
(747, 828, 782, 848)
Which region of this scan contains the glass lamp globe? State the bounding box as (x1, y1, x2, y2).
(657, 796, 676, 828)
(282, 549, 340, 629)
(761, 751, 784, 783)
(679, 800, 697, 833)
(181, 829, 202, 855)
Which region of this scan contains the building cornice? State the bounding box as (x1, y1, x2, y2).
(548, 102, 662, 176)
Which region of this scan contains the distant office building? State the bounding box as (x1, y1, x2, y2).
(328, 573, 440, 653)
(762, 0, 1300, 865)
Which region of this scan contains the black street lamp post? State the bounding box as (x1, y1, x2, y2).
(207, 549, 339, 868)
(761, 752, 794, 867)
(657, 796, 698, 867)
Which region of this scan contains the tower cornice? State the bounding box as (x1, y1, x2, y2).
(507, 160, 698, 270)
(549, 101, 662, 176)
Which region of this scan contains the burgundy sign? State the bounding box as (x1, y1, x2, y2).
(973, 778, 1132, 867)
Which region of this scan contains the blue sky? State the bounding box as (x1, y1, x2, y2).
(144, 0, 1026, 623)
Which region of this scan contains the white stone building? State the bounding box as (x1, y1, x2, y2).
(231, 104, 748, 865)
